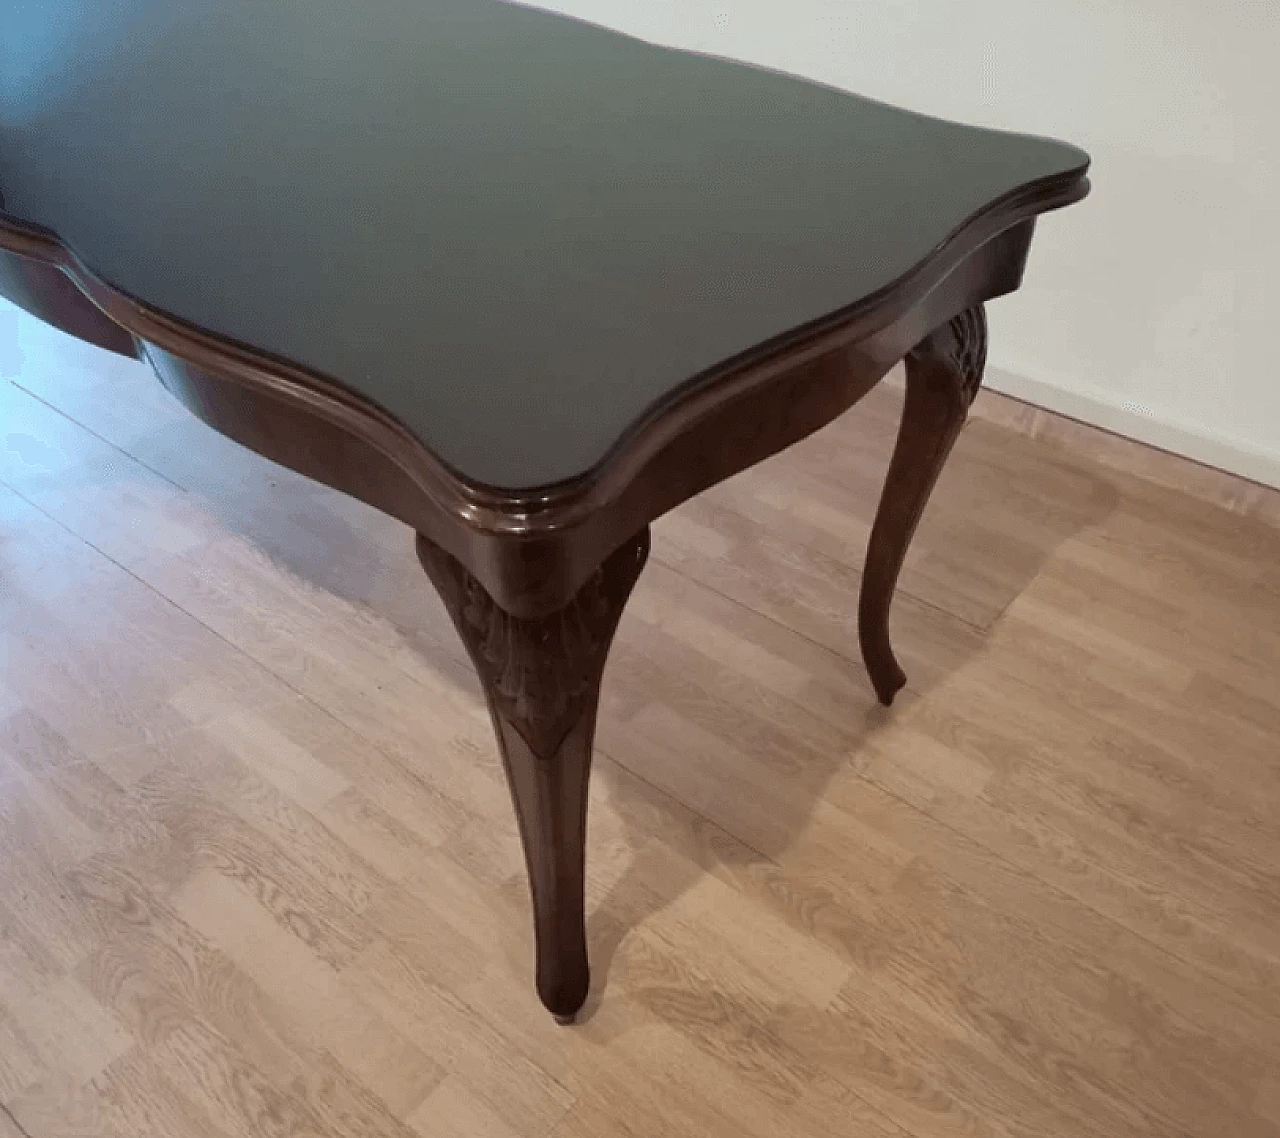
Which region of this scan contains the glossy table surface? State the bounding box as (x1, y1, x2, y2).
(0, 0, 1091, 1023)
(1, 0, 1087, 489)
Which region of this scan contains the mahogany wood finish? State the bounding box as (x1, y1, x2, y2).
(0, 203, 1081, 1020)
(0, 208, 1065, 616)
(0, 7, 1090, 1020)
(416, 528, 651, 1022)
(0, 247, 137, 360)
(860, 306, 989, 704)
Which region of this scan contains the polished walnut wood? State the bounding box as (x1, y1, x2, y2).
(0, 205, 1067, 618)
(0, 246, 137, 361)
(860, 306, 988, 704)
(416, 528, 651, 1022)
(0, 2, 1090, 1020)
(0, 215, 1076, 1021)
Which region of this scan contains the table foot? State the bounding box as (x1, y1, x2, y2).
(859, 305, 987, 702)
(417, 528, 650, 1022)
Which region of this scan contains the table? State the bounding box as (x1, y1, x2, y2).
(0, 0, 1089, 1022)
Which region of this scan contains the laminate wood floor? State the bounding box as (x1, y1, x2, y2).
(2, 297, 1279, 1138)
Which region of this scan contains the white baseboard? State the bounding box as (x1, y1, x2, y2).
(984, 365, 1280, 492)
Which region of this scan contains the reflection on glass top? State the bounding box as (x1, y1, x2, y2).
(0, 0, 1088, 488)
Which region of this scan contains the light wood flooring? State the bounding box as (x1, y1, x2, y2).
(2, 296, 1279, 1138)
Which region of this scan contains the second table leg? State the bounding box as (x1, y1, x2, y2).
(859, 304, 988, 704)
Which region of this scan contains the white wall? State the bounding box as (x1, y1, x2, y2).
(537, 0, 1280, 488)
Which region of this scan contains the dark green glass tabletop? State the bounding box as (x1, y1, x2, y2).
(0, 0, 1088, 489)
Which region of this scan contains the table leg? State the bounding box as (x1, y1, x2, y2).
(859, 304, 988, 705)
(416, 528, 650, 1022)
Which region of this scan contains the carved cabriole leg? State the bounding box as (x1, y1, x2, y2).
(858, 305, 988, 705)
(415, 529, 650, 1023)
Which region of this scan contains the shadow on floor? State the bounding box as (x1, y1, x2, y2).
(132, 359, 1121, 1031)
(7, 309, 1123, 1033)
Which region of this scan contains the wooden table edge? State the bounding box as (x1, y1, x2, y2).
(0, 169, 1087, 617)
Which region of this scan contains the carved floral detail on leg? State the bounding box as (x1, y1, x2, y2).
(417, 532, 650, 759)
(905, 304, 989, 410)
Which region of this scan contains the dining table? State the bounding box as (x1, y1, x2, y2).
(0, 0, 1090, 1021)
